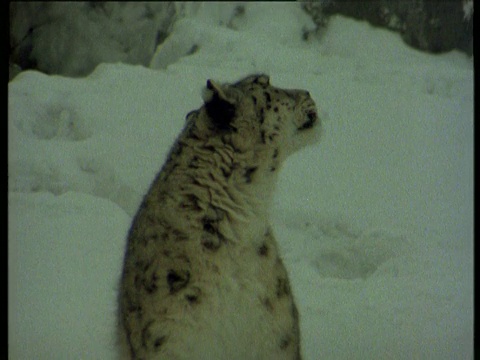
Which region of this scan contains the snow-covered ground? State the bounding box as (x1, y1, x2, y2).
(8, 3, 473, 359)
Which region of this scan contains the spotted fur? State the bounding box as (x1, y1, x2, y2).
(118, 74, 321, 359)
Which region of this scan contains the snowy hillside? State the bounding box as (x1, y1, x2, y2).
(8, 3, 473, 359)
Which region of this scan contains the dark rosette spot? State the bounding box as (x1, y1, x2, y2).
(167, 269, 190, 294)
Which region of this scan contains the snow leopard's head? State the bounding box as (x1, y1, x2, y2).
(200, 74, 321, 163)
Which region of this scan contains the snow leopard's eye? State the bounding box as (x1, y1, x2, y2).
(298, 111, 317, 131)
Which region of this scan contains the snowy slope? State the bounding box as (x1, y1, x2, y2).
(8, 3, 473, 359)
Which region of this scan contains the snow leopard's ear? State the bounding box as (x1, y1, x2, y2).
(202, 79, 237, 130)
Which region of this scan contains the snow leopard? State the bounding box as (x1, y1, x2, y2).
(118, 74, 321, 360)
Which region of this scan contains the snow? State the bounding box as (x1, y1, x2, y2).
(8, 3, 473, 359)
